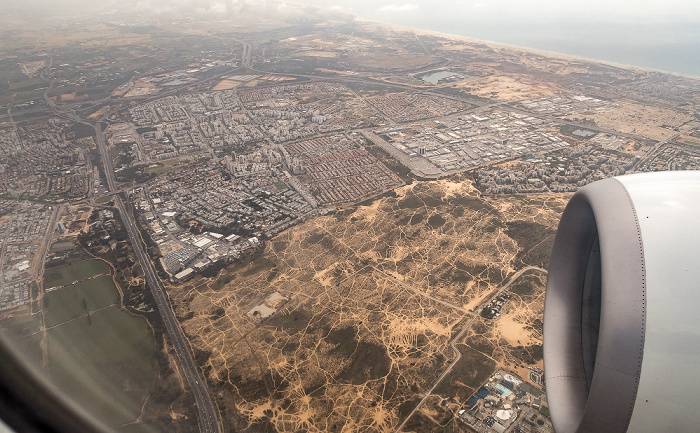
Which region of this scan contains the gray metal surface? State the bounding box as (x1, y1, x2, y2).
(618, 172, 700, 433)
(544, 177, 646, 433)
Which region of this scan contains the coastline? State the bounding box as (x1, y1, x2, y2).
(354, 17, 700, 81)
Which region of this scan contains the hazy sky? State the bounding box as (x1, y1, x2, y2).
(8, 0, 698, 25)
(302, 0, 700, 24)
(113, 0, 700, 74)
(289, 0, 700, 42)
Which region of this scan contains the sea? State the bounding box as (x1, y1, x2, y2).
(437, 21, 700, 78)
(302, 0, 700, 78)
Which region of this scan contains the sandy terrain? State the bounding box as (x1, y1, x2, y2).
(212, 79, 241, 90)
(168, 179, 567, 432)
(463, 269, 547, 390)
(578, 101, 694, 141)
(456, 74, 567, 101)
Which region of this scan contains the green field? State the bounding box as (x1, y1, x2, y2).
(44, 260, 111, 288)
(47, 306, 156, 426)
(2, 311, 41, 336)
(20, 332, 44, 365)
(38, 259, 158, 430)
(144, 158, 181, 175)
(8, 77, 46, 91)
(44, 275, 120, 327)
(95, 195, 113, 205)
(1, 312, 43, 365)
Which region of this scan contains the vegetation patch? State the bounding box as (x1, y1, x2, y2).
(47, 306, 157, 427)
(44, 259, 110, 288)
(448, 194, 491, 211)
(242, 257, 277, 277)
(427, 214, 446, 229)
(144, 158, 180, 175)
(510, 273, 541, 296)
(264, 308, 312, 333)
(434, 344, 496, 402)
(505, 220, 556, 267)
(398, 194, 423, 209)
(44, 275, 120, 327)
(327, 328, 391, 385)
(211, 274, 233, 291)
(409, 213, 424, 225)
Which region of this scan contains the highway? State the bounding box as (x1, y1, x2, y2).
(634, 133, 680, 169)
(38, 40, 659, 433)
(38, 53, 223, 433)
(93, 123, 222, 433)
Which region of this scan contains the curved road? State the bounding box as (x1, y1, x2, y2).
(394, 265, 547, 432)
(94, 123, 222, 433)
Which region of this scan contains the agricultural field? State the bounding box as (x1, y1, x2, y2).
(1, 311, 43, 365)
(47, 306, 156, 427)
(0, 259, 161, 431)
(44, 260, 111, 288)
(39, 260, 159, 430)
(44, 275, 120, 327)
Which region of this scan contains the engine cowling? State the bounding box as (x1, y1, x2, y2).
(544, 171, 700, 433)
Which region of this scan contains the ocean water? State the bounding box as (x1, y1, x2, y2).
(438, 22, 700, 78)
(301, 0, 700, 78)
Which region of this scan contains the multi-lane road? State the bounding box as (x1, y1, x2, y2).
(38, 52, 223, 433)
(93, 123, 222, 433)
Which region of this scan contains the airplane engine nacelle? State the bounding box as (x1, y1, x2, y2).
(544, 171, 700, 433)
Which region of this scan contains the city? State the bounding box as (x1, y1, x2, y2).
(0, 5, 699, 433)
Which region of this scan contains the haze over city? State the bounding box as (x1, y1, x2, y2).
(6, 0, 700, 76)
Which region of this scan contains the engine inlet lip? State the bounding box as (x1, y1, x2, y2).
(543, 177, 646, 433)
